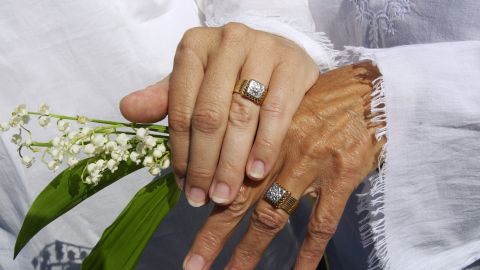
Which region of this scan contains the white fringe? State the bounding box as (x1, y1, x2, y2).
(356, 75, 390, 270)
(307, 31, 344, 72)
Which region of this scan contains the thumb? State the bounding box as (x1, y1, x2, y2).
(119, 75, 170, 123)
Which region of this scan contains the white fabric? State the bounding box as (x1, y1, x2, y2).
(196, 0, 339, 70)
(356, 42, 480, 270)
(310, 0, 480, 49)
(0, 1, 201, 269)
(1, 0, 480, 269)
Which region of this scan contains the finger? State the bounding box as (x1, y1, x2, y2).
(119, 75, 170, 123)
(226, 161, 316, 270)
(209, 52, 275, 204)
(168, 28, 213, 184)
(246, 62, 319, 180)
(294, 181, 353, 270)
(183, 180, 265, 270)
(186, 24, 253, 207)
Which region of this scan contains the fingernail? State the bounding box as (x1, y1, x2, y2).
(249, 160, 265, 179)
(184, 254, 205, 270)
(211, 182, 230, 204)
(187, 187, 206, 207)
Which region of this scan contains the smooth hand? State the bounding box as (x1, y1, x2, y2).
(121, 23, 319, 206)
(183, 61, 385, 270)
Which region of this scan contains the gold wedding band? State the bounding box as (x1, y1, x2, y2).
(233, 79, 268, 105)
(264, 182, 299, 215)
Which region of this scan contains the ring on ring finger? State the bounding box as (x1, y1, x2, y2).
(233, 79, 268, 105)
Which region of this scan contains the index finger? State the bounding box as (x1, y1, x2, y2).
(168, 27, 213, 186)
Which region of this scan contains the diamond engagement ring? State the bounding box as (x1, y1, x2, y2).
(233, 79, 268, 105)
(264, 182, 299, 215)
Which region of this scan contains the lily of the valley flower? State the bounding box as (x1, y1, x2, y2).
(57, 120, 70, 133)
(0, 122, 10, 132)
(39, 103, 50, 115)
(38, 116, 51, 127)
(0, 103, 171, 184)
(11, 134, 22, 145)
(84, 144, 96, 155)
(22, 156, 34, 168)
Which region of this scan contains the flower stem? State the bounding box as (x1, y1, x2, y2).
(31, 142, 52, 147)
(28, 112, 169, 133)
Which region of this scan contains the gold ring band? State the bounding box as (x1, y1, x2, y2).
(264, 182, 299, 215)
(233, 79, 268, 105)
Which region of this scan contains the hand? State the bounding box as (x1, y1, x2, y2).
(120, 23, 319, 206)
(183, 61, 385, 270)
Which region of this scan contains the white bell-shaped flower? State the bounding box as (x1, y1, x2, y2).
(38, 116, 51, 127)
(0, 122, 10, 132)
(136, 128, 148, 139)
(57, 120, 70, 133)
(107, 159, 119, 173)
(144, 136, 157, 149)
(39, 103, 50, 115)
(91, 134, 107, 147)
(149, 166, 161, 176)
(11, 134, 22, 145)
(105, 141, 118, 153)
(69, 144, 81, 155)
(21, 156, 35, 168)
(24, 137, 32, 146)
(67, 157, 79, 166)
(84, 143, 96, 155)
(9, 116, 22, 128)
(142, 155, 154, 167)
(130, 151, 141, 164)
(47, 160, 59, 171)
(115, 133, 129, 146)
(14, 104, 27, 116)
(161, 159, 171, 169)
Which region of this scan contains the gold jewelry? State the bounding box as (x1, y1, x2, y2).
(264, 182, 299, 215)
(233, 79, 268, 105)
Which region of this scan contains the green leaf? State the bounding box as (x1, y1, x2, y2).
(14, 158, 143, 258)
(82, 173, 180, 270)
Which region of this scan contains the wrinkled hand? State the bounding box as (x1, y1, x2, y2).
(183, 61, 385, 270)
(120, 23, 319, 207)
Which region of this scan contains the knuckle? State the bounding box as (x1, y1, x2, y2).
(218, 158, 239, 174)
(302, 140, 326, 160)
(307, 217, 338, 243)
(233, 246, 261, 263)
(192, 107, 225, 133)
(261, 98, 285, 119)
(254, 33, 278, 50)
(188, 166, 213, 182)
(223, 186, 250, 218)
(173, 46, 195, 67)
(298, 248, 323, 263)
(168, 107, 191, 133)
(196, 230, 222, 254)
(276, 38, 304, 58)
(229, 97, 255, 127)
(255, 136, 276, 154)
(179, 27, 204, 50)
(222, 22, 250, 44)
(251, 207, 286, 235)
